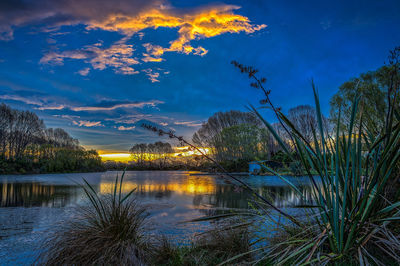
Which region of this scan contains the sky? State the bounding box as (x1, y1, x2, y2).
(0, 0, 399, 153)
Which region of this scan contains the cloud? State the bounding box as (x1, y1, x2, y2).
(36, 105, 65, 110)
(78, 67, 90, 76)
(53, 114, 81, 119)
(70, 100, 163, 111)
(41, 40, 140, 75)
(0, 93, 163, 112)
(0, 93, 67, 110)
(141, 55, 164, 63)
(143, 68, 160, 82)
(174, 120, 203, 127)
(72, 120, 103, 127)
(1, 1, 265, 77)
(117, 125, 136, 131)
(89, 5, 266, 58)
(0, 0, 162, 40)
(0, 94, 43, 106)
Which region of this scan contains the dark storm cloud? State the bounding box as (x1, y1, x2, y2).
(0, 0, 164, 40)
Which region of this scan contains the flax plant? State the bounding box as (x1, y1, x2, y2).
(232, 59, 400, 264)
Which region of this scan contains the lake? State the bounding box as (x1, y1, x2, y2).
(0, 171, 313, 265)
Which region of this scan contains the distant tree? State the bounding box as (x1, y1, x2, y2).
(330, 64, 400, 134)
(129, 143, 148, 166)
(0, 103, 103, 174)
(287, 105, 333, 144)
(129, 141, 173, 168)
(152, 141, 174, 168)
(212, 124, 271, 162)
(0, 104, 13, 158)
(287, 105, 317, 143)
(45, 128, 79, 148)
(9, 109, 44, 158)
(192, 110, 261, 146)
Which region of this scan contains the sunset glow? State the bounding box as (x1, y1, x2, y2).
(99, 153, 132, 162)
(99, 146, 211, 162)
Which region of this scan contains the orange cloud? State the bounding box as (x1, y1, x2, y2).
(89, 5, 266, 58)
(34, 3, 265, 79)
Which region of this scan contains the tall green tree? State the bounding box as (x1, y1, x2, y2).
(212, 124, 271, 162)
(330, 64, 400, 134)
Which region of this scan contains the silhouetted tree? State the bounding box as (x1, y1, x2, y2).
(0, 103, 103, 174)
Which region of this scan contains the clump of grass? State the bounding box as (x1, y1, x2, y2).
(152, 222, 252, 266)
(37, 171, 152, 265)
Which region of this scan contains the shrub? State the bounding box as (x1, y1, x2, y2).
(37, 171, 152, 265)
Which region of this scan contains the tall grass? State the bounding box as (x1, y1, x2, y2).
(152, 222, 252, 266)
(37, 171, 152, 265)
(232, 60, 400, 264)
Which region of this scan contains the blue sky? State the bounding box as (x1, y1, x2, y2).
(0, 0, 399, 152)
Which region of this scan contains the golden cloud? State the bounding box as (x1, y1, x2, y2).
(36, 3, 265, 80)
(88, 5, 266, 58)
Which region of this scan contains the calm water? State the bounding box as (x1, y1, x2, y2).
(0, 171, 313, 265)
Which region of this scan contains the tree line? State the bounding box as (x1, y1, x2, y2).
(104, 141, 207, 170)
(129, 141, 174, 168)
(191, 62, 399, 172)
(0, 104, 103, 174)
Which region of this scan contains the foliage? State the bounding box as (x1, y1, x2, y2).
(192, 110, 262, 147)
(330, 64, 400, 134)
(233, 54, 400, 264)
(192, 110, 278, 164)
(37, 171, 152, 265)
(212, 124, 271, 162)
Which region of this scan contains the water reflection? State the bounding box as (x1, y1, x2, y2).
(0, 182, 81, 207)
(100, 175, 216, 197)
(0, 173, 314, 210)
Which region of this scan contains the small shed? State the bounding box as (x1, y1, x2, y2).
(248, 161, 262, 175)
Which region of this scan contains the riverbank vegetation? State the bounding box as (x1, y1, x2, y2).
(0, 104, 104, 174)
(224, 47, 400, 264)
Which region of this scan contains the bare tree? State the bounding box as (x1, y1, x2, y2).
(287, 105, 318, 143)
(192, 110, 261, 147)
